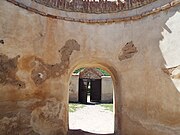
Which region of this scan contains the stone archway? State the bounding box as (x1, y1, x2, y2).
(67, 61, 120, 134)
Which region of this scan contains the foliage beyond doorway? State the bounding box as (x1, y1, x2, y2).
(69, 103, 113, 112)
(69, 103, 85, 112)
(73, 68, 110, 76)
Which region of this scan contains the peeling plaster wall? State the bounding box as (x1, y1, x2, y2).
(0, 0, 180, 135)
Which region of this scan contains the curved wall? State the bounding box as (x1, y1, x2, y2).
(0, 0, 180, 135)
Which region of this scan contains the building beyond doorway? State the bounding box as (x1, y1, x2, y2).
(69, 68, 114, 134)
(69, 68, 114, 104)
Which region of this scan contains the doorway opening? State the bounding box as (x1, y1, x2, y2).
(69, 67, 114, 134)
(79, 68, 102, 104)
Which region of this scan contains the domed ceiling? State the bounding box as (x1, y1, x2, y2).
(33, 0, 157, 13)
(7, 0, 178, 23)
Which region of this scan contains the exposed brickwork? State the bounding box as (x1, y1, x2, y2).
(31, 98, 66, 135)
(6, 0, 180, 23)
(33, 0, 157, 13)
(118, 41, 138, 61)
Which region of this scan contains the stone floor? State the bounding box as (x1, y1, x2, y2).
(69, 104, 114, 135)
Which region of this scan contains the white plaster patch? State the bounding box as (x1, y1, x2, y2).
(159, 11, 180, 68)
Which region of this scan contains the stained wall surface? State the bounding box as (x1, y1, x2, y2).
(0, 0, 180, 135)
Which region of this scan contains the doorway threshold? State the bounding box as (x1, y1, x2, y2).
(68, 129, 114, 135)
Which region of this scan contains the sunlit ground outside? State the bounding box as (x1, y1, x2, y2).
(69, 103, 114, 134)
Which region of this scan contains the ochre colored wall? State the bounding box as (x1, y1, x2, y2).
(0, 0, 180, 135)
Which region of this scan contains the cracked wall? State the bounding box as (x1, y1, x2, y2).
(31, 39, 80, 85)
(0, 0, 180, 135)
(0, 113, 38, 135)
(0, 54, 25, 89)
(118, 41, 138, 61)
(31, 98, 66, 135)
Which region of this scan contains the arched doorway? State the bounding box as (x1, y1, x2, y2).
(79, 68, 103, 104)
(68, 66, 116, 134)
